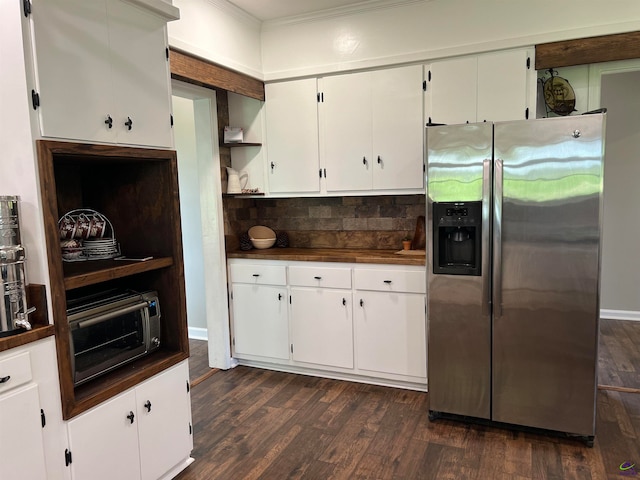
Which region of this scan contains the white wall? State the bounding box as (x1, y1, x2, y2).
(172, 96, 208, 331)
(599, 70, 640, 312)
(260, 0, 640, 80)
(168, 0, 263, 79)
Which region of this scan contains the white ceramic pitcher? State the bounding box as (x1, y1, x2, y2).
(226, 167, 248, 194)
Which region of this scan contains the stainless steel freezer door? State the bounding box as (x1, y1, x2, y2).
(492, 114, 605, 436)
(427, 123, 493, 419)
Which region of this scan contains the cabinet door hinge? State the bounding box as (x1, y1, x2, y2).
(422, 80, 427, 91)
(319, 168, 322, 178)
(186, 380, 190, 393)
(289, 295, 292, 304)
(170, 114, 174, 127)
(428, 70, 431, 82)
(41, 409, 46, 428)
(230, 291, 233, 300)
(232, 337, 235, 346)
(31, 90, 40, 110)
(317, 92, 324, 103)
(423, 163, 426, 173)
(290, 344, 293, 354)
(166, 47, 169, 61)
(65, 449, 72, 466)
(323, 168, 327, 178)
(525, 107, 529, 120)
(23, 0, 31, 16)
(526, 57, 531, 69)
(189, 423, 192, 435)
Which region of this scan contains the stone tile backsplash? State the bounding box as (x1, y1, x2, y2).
(224, 195, 426, 250)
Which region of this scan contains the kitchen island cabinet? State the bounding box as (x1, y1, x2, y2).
(29, 0, 177, 147)
(66, 361, 192, 480)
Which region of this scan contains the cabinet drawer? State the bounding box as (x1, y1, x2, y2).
(354, 268, 425, 293)
(0, 351, 32, 395)
(230, 263, 287, 286)
(289, 266, 351, 289)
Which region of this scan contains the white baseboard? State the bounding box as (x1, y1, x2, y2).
(188, 327, 208, 340)
(600, 309, 640, 322)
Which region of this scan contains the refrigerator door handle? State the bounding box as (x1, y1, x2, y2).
(493, 158, 503, 318)
(482, 158, 492, 317)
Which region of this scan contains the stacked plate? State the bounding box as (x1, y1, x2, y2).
(83, 238, 119, 259)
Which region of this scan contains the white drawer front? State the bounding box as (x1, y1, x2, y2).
(289, 266, 352, 289)
(230, 263, 287, 285)
(354, 268, 426, 293)
(0, 351, 32, 395)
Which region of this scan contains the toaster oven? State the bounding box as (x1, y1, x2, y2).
(66, 289, 161, 386)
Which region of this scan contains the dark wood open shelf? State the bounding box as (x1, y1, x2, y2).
(63, 257, 173, 290)
(36, 140, 188, 420)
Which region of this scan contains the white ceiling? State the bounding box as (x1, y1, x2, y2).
(226, 0, 383, 21)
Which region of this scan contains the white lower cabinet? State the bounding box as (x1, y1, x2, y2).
(0, 337, 67, 480)
(354, 266, 427, 380)
(0, 383, 47, 479)
(228, 259, 427, 389)
(289, 265, 353, 368)
(66, 361, 192, 480)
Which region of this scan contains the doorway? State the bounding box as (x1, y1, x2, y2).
(171, 80, 233, 370)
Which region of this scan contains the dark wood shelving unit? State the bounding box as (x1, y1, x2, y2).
(36, 140, 188, 420)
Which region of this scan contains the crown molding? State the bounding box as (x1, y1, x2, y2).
(262, 0, 429, 28)
(203, 0, 261, 28)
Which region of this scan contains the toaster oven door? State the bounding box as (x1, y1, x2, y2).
(70, 302, 148, 386)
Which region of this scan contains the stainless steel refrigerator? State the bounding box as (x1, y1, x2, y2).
(426, 113, 606, 444)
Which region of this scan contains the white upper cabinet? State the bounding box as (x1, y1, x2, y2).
(476, 49, 531, 123)
(265, 78, 321, 194)
(321, 70, 373, 192)
(30, 0, 174, 147)
(426, 48, 534, 125)
(426, 56, 478, 125)
(320, 65, 424, 193)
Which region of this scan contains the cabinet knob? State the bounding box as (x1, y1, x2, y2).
(383, 280, 392, 284)
(360, 299, 364, 307)
(0, 375, 10, 384)
(144, 400, 152, 412)
(126, 411, 135, 424)
(362, 157, 367, 165)
(377, 156, 382, 164)
(314, 276, 322, 280)
(271, 162, 276, 170)
(104, 115, 113, 129)
(342, 298, 346, 306)
(278, 293, 283, 301)
(125, 117, 133, 130)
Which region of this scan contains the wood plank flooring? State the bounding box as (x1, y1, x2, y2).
(179, 319, 640, 480)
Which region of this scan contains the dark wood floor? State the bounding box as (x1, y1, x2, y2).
(179, 319, 640, 480)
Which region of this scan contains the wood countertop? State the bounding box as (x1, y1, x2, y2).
(227, 248, 426, 266)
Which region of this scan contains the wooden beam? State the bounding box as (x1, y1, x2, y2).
(169, 48, 265, 101)
(536, 31, 640, 70)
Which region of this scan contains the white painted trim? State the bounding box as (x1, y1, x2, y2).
(188, 327, 208, 341)
(124, 0, 180, 20)
(262, 0, 428, 27)
(171, 80, 234, 370)
(587, 59, 640, 111)
(601, 309, 640, 322)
